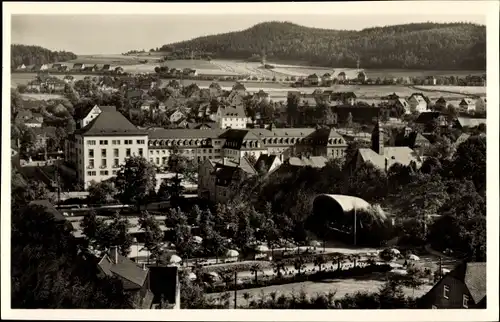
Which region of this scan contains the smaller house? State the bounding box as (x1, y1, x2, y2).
(415, 112, 448, 128)
(72, 63, 85, 71)
(321, 73, 333, 85)
(16, 64, 26, 70)
(254, 154, 282, 174)
(337, 71, 347, 81)
(458, 98, 476, 113)
(83, 65, 98, 72)
(395, 98, 410, 114)
(51, 63, 62, 71)
(140, 100, 155, 111)
(408, 93, 429, 113)
(253, 90, 270, 103)
(232, 82, 247, 96)
(114, 66, 124, 74)
(98, 246, 154, 309)
(46, 78, 66, 91)
(382, 93, 400, 105)
(182, 68, 197, 77)
(305, 74, 321, 86)
(331, 92, 357, 106)
(418, 262, 485, 309)
(27, 79, 43, 91)
(169, 110, 186, 124)
(357, 71, 367, 83)
(435, 97, 447, 110)
(31, 64, 49, 72)
(102, 64, 111, 71)
(59, 65, 68, 72)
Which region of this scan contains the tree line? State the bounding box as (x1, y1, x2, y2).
(11, 44, 77, 67)
(159, 21, 485, 70)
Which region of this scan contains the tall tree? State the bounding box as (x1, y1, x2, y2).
(87, 181, 117, 205)
(114, 156, 157, 210)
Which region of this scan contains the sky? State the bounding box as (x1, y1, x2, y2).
(11, 14, 486, 55)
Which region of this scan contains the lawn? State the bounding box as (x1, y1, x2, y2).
(206, 275, 433, 306)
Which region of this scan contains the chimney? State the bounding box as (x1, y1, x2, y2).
(142, 263, 147, 271)
(384, 158, 388, 172)
(110, 246, 118, 264)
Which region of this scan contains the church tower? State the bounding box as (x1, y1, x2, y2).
(371, 120, 384, 155)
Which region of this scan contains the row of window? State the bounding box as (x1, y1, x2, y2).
(87, 139, 145, 146)
(87, 158, 121, 168)
(87, 170, 117, 176)
(88, 148, 143, 158)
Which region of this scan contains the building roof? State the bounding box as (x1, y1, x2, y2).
(220, 129, 262, 149)
(288, 156, 328, 168)
(313, 194, 372, 213)
(448, 262, 486, 304)
(456, 117, 486, 128)
(232, 83, 246, 91)
(75, 110, 146, 136)
(415, 112, 442, 124)
(358, 146, 422, 171)
(331, 92, 357, 100)
(250, 128, 316, 138)
(454, 133, 471, 146)
(148, 128, 224, 140)
(98, 252, 148, 290)
(436, 97, 447, 104)
(397, 98, 408, 107)
(218, 105, 246, 118)
(255, 154, 278, 173)
(460, 98, 476, 106)
(25, 117, 42, 124)
(29, 200, 66, 221)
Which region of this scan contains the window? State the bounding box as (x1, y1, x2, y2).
(138, 148, 143, 157)
(113, 149, 119, 157)
(209, 149, 213, 153)
(137, 139, 145, 144)
(100, 170, 109, 176)
(87, 171, 96, 176)
(88, 159, 94, 168)
(112, 140, 121, 145)
(124, 140, 132, 145)
(99, 140, 108, 145)
(126, 148, 131, 157)
(156, 157, 160, 164)
(443, 285, 450, 299)
(88, 149, 94, 158)
(463, 295, 469, 308)
(87, 140, 96, 145)
(203, 149, 207, 153)
(101, 149, 107, 157)
(101, 159, 107, 167)
(114, 159, 119, 167)
(112, 170, 117, 175)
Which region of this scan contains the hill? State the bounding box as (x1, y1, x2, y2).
(158, 21, 486, 70)
(11, 44, 77, 67)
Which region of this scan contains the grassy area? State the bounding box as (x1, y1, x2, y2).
(206, 275, 433, 306)
(21, 93, 64, 100)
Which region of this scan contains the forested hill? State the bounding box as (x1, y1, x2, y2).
(159, 21, 486, 70)
(11, 44, 77, 67)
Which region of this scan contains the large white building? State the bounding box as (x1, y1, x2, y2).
(215, 105, 248, 129)
(65, 107, 348, 189)
(65, 106, 149, 188)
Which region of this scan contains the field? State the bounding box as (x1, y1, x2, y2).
(206, 277, 433, 306)
(21, 93, 64, 100)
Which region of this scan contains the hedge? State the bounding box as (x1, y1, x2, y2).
(200, 261, 272, 275)
(205, 264, 392, 294)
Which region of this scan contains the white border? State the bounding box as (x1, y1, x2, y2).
(2, 2, 499, 321)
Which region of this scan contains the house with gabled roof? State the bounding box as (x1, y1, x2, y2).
(435, 97, 447, 110)
(337, 71, 347, 81)
(102, 64, 111, 71)
(408, 93, 429, 113)
(215, 104, 248, 129)
(458, 98, 476, 113)
(71, 63, 85, 71)
(357, 71, 367, 83)
(254, 154, 282, 174)
(304, 73, 321, 86)
(97, 246, 154, 309)
(418, 262, 486, 309)
(63, 75, 74, 83)
(352, 121, 423, 172)
(232, 82, 246, 96)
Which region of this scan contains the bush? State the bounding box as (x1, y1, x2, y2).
(200, 261, 272, 275)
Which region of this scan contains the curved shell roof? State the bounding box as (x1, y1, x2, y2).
(313, 194, 371, 213)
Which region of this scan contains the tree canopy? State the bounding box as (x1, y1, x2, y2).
(11, 44, 77, 67)
(159, 21, 485, 70)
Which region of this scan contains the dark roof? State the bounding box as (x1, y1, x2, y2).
(255, 154, 278, 173)
(148, 128, 223, 140)
(232, 83, 246, 91)
(29, 200, 66, 221)
(218, 105, 246, 118)
(415, 112, 442, 124)
(99, 253, 148, 290)
(436, 97, 447, 104)
(331, 92, 357, 100)
(74, 110, 146, 136)
(448, 262, 486, 304)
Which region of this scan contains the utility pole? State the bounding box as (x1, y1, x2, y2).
(439, 256, 443, 279)
(234, 270, 238, 309)
(353, 205, 357, 246)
